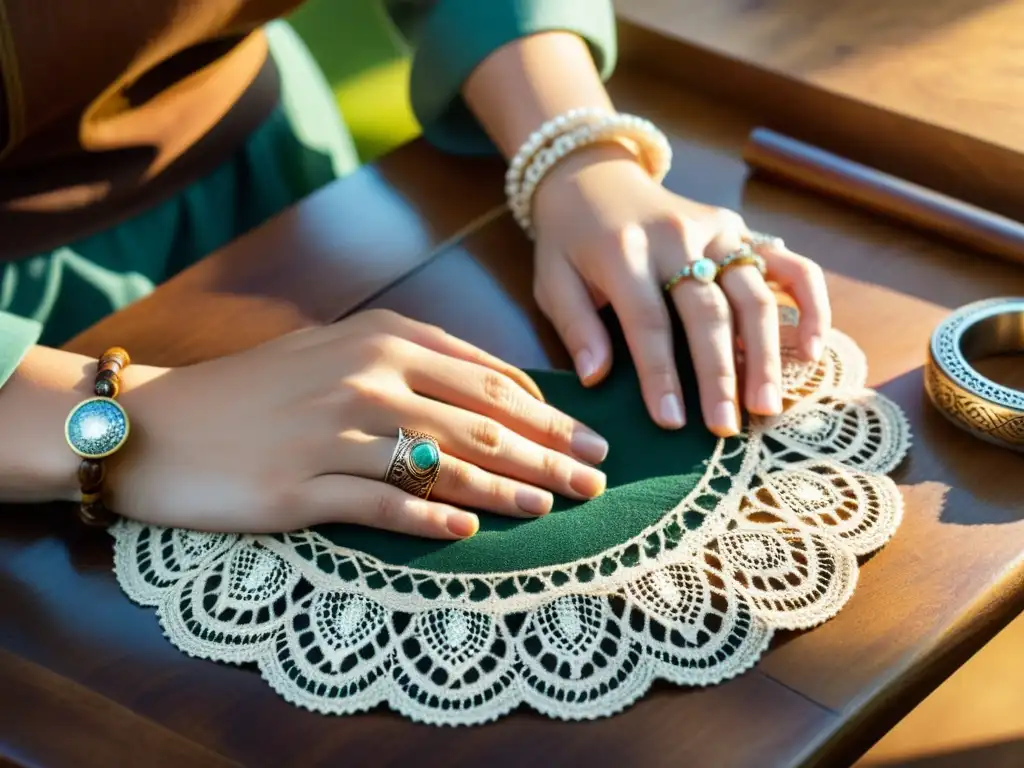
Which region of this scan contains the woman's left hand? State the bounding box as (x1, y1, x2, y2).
(530, 144, 831, 436)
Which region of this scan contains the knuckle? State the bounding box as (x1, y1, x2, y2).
(657, 212, 695, 239)
(712, 207, 746, 231)
(373, 493, 404, 528)
(468, 418, 505, 455)
(543, 411, 575, 447)
(415, 319, 448, 343)
(796, 256, 824, 282)
(629, 303, 670, 334)
(256, 482, 304, 527)
(746, 286, 777, 314)
(358, 332, 400, 363)
(481, 372, 517, 412)
(555, 311, 595, 346)
(688, 291, 731, 325)
(339, 376, 390, 408)
(541, 451, 572, 487)
(606, 222, 648, 254)
(704, 372, 738, 399)
(698, 360, 737, 386)
(446, 461, 476, 492)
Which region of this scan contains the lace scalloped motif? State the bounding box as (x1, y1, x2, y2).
(110, 330, 911, 725)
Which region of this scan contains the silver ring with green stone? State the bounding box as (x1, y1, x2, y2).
(663, 257, 719, 293)
(64, 397, 130, 459)
(385, 428, 442, 499)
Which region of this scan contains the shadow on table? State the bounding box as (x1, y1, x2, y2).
(862, 737, 1024, 768)
(874, 368, 1024, 525)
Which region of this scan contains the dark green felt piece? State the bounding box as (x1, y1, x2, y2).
(310, 308, 732, 574)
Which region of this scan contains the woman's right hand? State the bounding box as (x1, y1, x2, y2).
(113, 310, 608, 539)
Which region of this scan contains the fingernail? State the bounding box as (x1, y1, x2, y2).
(570, 466, 607, 498)
(575, 349, 598, 382)
(447, 512, 479, 538)
(515, 487, 554, 516)
(710, 401, 740, 435)
(571, 428, 609, 464)
(808, 335, 824, 361)
(753, 382, 782, 415)
(660, 393, 685, 429)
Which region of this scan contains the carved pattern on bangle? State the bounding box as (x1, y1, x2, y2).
(925, 298, 1024, 451)
(925, 361, 1024, 447)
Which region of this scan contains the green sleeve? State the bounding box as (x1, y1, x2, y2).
(383, 0, 618, 155)
(0, 312, 41, 389)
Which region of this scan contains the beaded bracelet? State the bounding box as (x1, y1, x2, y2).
(505, 110, 673, 238)
(64, 347, 131, 526)
(504, 107, 608, 210)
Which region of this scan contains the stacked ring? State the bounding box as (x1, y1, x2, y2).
(663, 257, 718, 292)
(717, 245, 767, 277)
(385, 428, 442, 499)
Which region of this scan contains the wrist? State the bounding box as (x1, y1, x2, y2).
(0, 346, 170, 505)
(0, 346, 96, 502)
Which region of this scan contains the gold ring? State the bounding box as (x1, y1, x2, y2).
(385, 428, 442, 498)
(663, 257, 718, 292)
(925, 297, 1024, 452)
(717, 245, 767, 278)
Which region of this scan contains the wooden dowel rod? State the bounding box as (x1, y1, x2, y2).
(743, 128, 1024, 267)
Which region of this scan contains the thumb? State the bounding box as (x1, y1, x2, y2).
(534, 250, 612, 387)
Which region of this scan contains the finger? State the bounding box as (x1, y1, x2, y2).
(300, 474, 479, 539)
(318, 308, 546, 401)
(716, 249, 783, 417)
(345, 434, 553, 518)
(384, 396, 607, 501)
(670, 275, 740, 436)
(534, 250, 613, 387)
(404, 349, 609, 465)
(658, 218, 741, 437)
(598, 224, 685, 429)
(759, 244, 831, 361)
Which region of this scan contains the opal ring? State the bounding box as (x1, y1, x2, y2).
(925, 297, 1024, 452)
(663, 257, 718, 292)
(385, 428, 442, 499)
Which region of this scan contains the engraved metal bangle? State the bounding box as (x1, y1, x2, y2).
(924, 297, 1024, 451)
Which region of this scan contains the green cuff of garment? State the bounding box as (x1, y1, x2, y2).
(0, 312, 41, 389)
(410, 0, 618, 156)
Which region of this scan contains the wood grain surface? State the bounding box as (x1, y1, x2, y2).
(743, 128, 1024, 268)
(615, 0, 1024, 221)
(2, 65, 1024, 768)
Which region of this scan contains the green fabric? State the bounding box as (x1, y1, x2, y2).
(402, 0, 618, 155)
(0, 312, 41, 387)
(304, 308, 741, 576)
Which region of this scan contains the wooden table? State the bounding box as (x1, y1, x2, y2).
(616, 0, 1024, 220)
(3, 63, 1024, 768)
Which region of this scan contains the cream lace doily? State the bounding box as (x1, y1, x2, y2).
(110, 330, 910, 725)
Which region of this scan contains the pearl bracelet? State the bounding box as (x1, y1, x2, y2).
(504, 107, 609, 211)
(505, 110, 673, 238)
